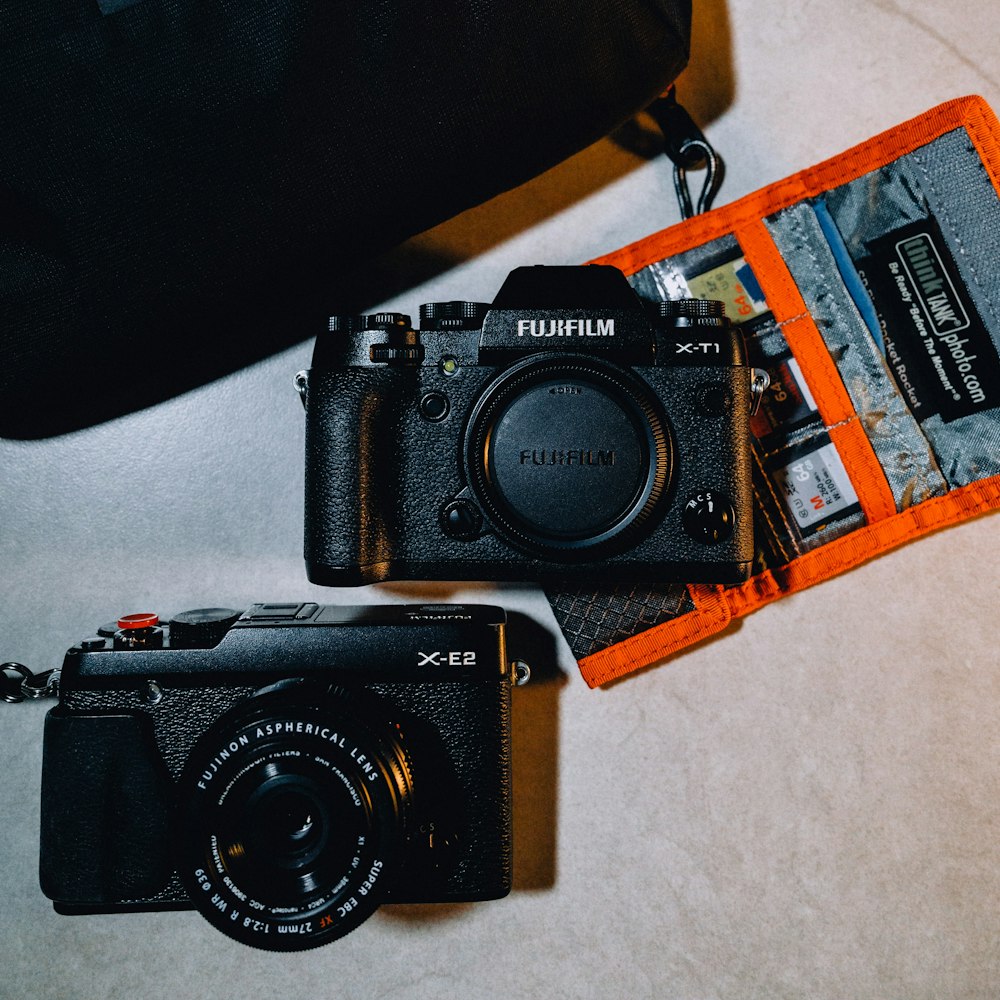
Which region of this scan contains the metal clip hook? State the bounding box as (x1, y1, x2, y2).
(673, 139, 723, 219)
(749, 368, 770, 417)
(647, 87, 724, 220)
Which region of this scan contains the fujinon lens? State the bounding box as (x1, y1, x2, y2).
(177, 690, 413, 951)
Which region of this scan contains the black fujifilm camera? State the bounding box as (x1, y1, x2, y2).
(40, 604, 516, 951)
(300, 264, 764, 586)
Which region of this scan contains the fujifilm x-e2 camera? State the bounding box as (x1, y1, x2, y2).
(300, 265, 765, 586)
(39, 604, 515, 951)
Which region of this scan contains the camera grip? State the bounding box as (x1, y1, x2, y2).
(39, 710, 174, 909)
(305, 370, 410, 584)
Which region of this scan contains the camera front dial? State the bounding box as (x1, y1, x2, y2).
(177, 688, 413, 951)
(464, 354, 673, 559)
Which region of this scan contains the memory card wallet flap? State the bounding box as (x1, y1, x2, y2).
(547, 95, 1000, 687)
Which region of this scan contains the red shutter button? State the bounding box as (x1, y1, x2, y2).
(117, 613, 160, 630)
(113, 613, 164, 650)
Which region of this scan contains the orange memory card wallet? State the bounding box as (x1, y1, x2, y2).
(547, 96, 1000, 687)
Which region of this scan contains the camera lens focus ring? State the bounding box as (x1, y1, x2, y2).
(176, 690, 413, 951)
(464, 354, 673, 560)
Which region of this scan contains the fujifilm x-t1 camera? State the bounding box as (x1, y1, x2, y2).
(39, 604, 516, 951)
(299, 264, 765, 586)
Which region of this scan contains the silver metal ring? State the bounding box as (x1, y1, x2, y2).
(512, 660, 532, 686)
(1, 663, 31, 704)
(293, 370, 309, 409)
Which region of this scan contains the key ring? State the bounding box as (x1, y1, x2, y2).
(1, 663, 31, 703)
(1, 662, 59, 703)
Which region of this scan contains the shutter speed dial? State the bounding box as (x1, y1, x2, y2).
(419, 301, 489, 330)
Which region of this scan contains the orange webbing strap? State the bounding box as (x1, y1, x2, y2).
(579, 475, 1000, 687)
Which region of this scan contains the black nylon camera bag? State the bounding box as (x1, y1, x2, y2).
(0, 0, 690, 437)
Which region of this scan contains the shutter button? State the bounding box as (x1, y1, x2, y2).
(113, 613, 164, 649)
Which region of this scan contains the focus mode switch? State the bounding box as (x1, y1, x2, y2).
(682, 490, 736, 545)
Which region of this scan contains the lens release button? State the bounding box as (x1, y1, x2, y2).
(682, 490, 735, 544)
(440, 500, 482, 541)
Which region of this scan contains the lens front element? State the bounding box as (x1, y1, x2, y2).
(466, 356, 672, 558)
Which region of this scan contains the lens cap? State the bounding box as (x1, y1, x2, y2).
(466, 356, 672, 558)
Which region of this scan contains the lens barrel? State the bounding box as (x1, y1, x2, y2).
(177, 689, 412, 951)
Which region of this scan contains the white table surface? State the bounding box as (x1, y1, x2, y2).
(3, 1, 999, 997)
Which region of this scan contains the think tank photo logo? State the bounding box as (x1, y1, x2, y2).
(896, 233, 970, 337)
